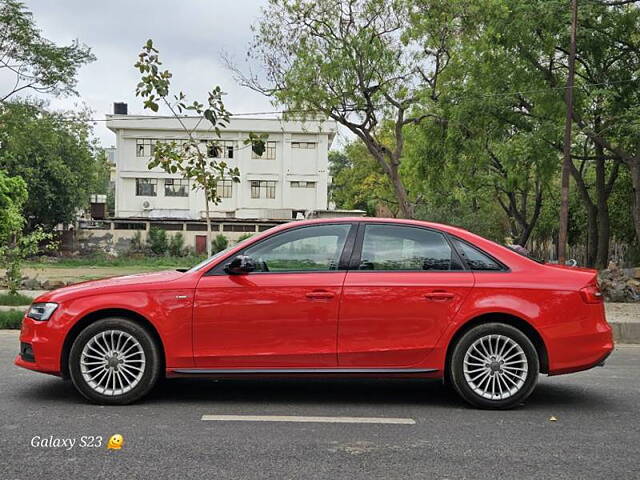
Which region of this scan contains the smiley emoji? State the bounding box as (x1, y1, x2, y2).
(107, 434, 124, 450)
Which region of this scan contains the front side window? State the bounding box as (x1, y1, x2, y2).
(136, 178, 157, 197)
(359, 224, 463, 271)
(252, 141, 276, 160)
(250, 180, 276, 199)
(164, 179, 189, 197)
(452, 239, 503, 271)
(244, 224, 351, 272)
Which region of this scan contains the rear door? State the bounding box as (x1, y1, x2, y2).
(338, 223, 474, 368)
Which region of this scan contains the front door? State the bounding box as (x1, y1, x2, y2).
(193, 223, 355, 368)
(338, 223, 474, 368)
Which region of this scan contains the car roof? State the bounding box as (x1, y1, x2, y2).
(281, 217, 472, 237)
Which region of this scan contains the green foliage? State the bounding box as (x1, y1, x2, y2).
(0, 101, 101, 228)
(129, 231, 144, 253)
(246, 0, 465, 218)
(211, 234, 228, 254)
(147, 227, 168, 255)
(26, 254, 203, 269)
(0, 309, 24, 329)
(0, 169, 27, 243)
(0, 292, 33, 306)
(168, 232, 185, 256)
(1, 227, 55, 294)
(237, 233, 253, 243)
(0, 0, 95, 102)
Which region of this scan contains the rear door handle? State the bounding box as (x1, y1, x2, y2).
(305, 290, 335, 300)
(424, 291, 455, 301)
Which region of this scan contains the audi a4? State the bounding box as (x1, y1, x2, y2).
(16, 218, 613, 409)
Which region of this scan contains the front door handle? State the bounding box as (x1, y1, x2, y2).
(305, 290, 335, 300)
(424, 291, 455, 301)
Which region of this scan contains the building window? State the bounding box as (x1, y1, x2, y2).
(222, 224, 256, 232)
(136, 139, 157, 157)
(205, 140, 235, 159)
(114, 222, 146, 230)
(290, 181, 316, 188)
(164, 179, 189, 197)
(217, 180, 233, 198)
(291, 142, 316, 149)
(252, 141, 276, 160)
(136, 178, 157, 196)
(250, 180, 276, 199)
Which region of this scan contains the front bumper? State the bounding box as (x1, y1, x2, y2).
(14, 315, 64, 376)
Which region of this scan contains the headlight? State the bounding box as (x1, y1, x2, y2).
(27, 303, 58, 321)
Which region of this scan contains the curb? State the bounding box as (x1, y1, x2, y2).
(611, 322, 640, 344)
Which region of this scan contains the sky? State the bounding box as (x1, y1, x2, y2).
(19, 0, 278, 147)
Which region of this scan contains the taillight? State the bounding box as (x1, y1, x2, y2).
(580, 284, 603, 304)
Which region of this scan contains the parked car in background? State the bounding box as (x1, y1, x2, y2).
(16, 218, 613, 409)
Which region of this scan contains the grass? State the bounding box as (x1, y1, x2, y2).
(25, 254, 205, 269)
(0, 310, 24, 329)
(0, 293, 34, 306)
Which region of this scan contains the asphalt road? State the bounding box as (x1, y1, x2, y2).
(1, 330, 639, 480)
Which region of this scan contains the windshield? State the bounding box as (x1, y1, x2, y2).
(186, 234, 259, 273)
(186, 246, 234, 273)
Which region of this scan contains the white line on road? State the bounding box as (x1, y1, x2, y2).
(201, 415, 415, 425)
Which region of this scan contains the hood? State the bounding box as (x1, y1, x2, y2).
(35, 270, 186, 303)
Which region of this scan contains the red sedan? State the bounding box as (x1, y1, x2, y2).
(15, 218, 613, 409)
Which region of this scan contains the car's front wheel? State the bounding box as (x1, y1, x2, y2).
(449, 323, 539, 409)
(68, 318, 161, 405)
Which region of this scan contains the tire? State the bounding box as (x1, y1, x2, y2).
(68, 318, 161, 405)
(449, 322, 539, 409)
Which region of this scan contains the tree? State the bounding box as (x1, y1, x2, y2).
(135, 40, 241, 257)
(0, 169, 53, 294)
(0, 100, 101, 229)
(236, 0, 463, 218)
(0, 0, 94, 103)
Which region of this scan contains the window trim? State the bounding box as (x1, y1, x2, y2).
(447, 234, 510, 273)
(347, 222, 468, 273)
(205, 222, 358, 276)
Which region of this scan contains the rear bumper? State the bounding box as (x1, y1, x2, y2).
(544, 306, 614, 376)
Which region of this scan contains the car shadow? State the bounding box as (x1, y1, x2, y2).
(12, 375, 619, 412)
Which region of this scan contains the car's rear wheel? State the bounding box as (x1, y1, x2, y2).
(449, 322, 539, 409)
(68, 318, 161, 405)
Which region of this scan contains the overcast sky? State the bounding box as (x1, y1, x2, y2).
(21, 0, 277, 147)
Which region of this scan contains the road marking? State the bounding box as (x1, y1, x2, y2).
(201, 415, 415, 425)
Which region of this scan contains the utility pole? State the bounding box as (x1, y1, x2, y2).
(558, 0, 578, 264)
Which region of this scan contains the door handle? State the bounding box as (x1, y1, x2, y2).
(424, 291, 455, 301)
(305, 290, 335, 300)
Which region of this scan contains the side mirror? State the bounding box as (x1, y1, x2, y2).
(224, 255, 257, 275)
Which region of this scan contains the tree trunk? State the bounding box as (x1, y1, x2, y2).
(388, 164, 414, 219)
(594, 143, 610, 269)
(585, 204, 598, 268)
(204, 187, 212, 257)
(628, 159, 640, 246)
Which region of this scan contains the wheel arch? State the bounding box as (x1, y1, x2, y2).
(444, 312, 549, 378)
(60, 308, 166, 379)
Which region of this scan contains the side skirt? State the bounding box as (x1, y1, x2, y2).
(171, 368, 438, 375)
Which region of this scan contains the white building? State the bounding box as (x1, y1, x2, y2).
(106, 108, 337, 222)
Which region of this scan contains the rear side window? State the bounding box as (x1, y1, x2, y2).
(359, 224, 463, 271)
(452, 239, 503, 271)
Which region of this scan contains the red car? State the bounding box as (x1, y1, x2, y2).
(16, 218, 613, 409)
